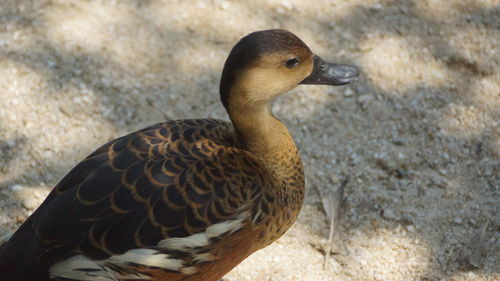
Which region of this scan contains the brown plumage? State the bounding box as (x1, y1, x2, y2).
(0, 29, 358, 281)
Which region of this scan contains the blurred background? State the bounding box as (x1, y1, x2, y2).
(0, 0, 498, 280)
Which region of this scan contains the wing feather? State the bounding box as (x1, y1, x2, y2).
(0, 119, 265, 280)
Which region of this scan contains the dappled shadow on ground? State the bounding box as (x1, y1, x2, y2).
(0, 0, 498, 280)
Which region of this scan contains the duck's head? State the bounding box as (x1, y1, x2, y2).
(220, 29, 359, 113)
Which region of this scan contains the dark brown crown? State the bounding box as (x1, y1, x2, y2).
(219, 29, 311, 111)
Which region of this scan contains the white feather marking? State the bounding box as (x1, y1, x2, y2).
(110, 249, 183, 269)
(158, 214, 246, 250)
(181, 266, 197, 275)
(158, 232, 208, 250)
(193, 253, 214, 262)
(205, 218, 244, 237)
(50, 213, 249, 280)
(50, 250, 183, 280)
(49, 255, 151, 280)
(49, 256, 105, 280)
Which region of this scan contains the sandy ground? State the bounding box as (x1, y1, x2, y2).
(0, 0, 499, 280)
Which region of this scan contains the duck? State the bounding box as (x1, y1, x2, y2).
(0, 29, 358, 281)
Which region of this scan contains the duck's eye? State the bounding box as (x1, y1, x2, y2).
(285, 58, 300, 69)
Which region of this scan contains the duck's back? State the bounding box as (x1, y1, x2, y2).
(0, 118, 274, 281)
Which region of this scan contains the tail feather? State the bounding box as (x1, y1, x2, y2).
(0, 217, 51, 281)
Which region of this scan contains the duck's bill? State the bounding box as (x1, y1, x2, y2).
(300, 55, 359, 86)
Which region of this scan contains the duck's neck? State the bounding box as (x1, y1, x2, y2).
(228, 101, 302, 179)
(228, 100, 305, 246)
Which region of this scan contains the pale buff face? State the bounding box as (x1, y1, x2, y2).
(230, 51, 314, 108)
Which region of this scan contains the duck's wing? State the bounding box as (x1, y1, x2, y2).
(0, 119, 266, 281)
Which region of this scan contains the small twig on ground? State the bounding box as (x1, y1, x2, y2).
(323, 198, 336, 269)
(322, 176, 350, 269)
(467, 221, 489, 268)
(312, 180, 326, 216)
